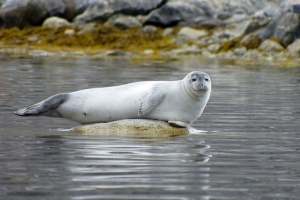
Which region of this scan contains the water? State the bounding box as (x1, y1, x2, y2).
(0, 56, 299, 200)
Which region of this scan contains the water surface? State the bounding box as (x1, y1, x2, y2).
(0, 56, 299, 200)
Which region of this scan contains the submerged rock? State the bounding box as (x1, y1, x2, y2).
(71, 119, 189, 137)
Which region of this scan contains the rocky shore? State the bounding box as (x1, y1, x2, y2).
(0, 0, 300, 66)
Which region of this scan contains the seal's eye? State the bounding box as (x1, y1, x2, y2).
(205, 78, 209, 82)
(191, 78, 197, 82)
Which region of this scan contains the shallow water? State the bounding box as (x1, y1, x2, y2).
(0, 56, 299, 200)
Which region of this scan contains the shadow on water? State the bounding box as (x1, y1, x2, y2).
(0, 56, 299, 199)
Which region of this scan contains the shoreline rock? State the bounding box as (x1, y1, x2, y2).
(0, 0, 299, 66)
(71, 119, 189, 137)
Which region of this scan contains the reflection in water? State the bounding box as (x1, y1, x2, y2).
(0, 56, 299, 200)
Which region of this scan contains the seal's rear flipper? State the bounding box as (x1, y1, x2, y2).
(14, 93, 68, 117)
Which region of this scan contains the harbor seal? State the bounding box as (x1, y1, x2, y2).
(14, 71, 211, 127)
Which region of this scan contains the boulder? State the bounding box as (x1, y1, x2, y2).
(259, 39, 284, 52)
(105, 14, 141, 29)
(0, 0, 68, 28)
(233, 47, 247, 56)
(73, 0, 166, 25)
(162, 27, 174, 36)
(287, 39, 300, 56)
(140, 25, 157, 34)
(144, 0, 213, 27)
(275, 12, 300, 47)
(71, 119, 189, 137)
(281, 0, 300, 13)
(77, 22, 98, 34)
(42, 16, 71, 29)
(177, 27, 208, 44)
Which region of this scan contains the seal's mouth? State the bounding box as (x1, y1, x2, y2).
(194, 88, 206, 92)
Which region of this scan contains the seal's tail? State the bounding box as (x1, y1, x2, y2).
(14, 93, 67, 117)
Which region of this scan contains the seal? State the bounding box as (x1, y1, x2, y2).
(14, 71, 211, 127)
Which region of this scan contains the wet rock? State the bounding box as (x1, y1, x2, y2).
(0, 0, 68, 28)
(77, 22, 97, 34)
(42, 17, 71, 29)
(177, 27, 208, 44)
(105, 14, 141, 29)
(140, 25, 157, 34)
(287, 39, 300, 56)
(259, 39, 284, 52)
(162, 28, 174, 36)
(74, 0, 166, 25)
(275, 12, 300, 47)
(29, 50, 52, 57)
(71, 119, 188, 137)
(233, 47, 247, 56)
(144, 0, 213, 27)
(239, 31, 263, 49)
(106, 50, 127, 56)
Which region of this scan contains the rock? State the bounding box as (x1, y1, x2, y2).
(191, 16, 224, 28)
(77, 22, 97, 34)
(140, 25, 157, 34)
(211, 0, 276, 17)
(29, 50, 52, 57)
(239, 31, 263, 49)
(287, 39, 300, 56)
(106, 50, 127, 56)
(0, 0, 68, 28)
(169, 44, 201, 55)
(275, 12, 300, 47)
(105, 14, 141, 29)
(42, 17, 71, 29)
(234, 47, 247, 56)
(64, 29, 75, 36)
(61, 0, 76, 21)
(259, 39, 284, 52)
(177, 27, 208, 44)
(74, 0, 166, 25)
(281, 0, 300, 13)
(143, 49, 154, 55)
(144, 0, 213, 27)
(27, 35, 39, 43)
(0, 0, 46, 28)
(207, 44, 221, 53)
(71, 119, 189, 137)
(162, 28, 174, 36)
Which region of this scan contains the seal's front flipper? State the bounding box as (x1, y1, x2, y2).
(14, 93, 67, 117)
(138, 86, 166, 115)
(168, 121, 189, 128)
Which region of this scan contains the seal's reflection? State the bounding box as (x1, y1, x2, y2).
(65, 135, 211, 199)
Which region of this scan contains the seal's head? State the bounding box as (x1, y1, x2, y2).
(182, 71, 211, 99)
